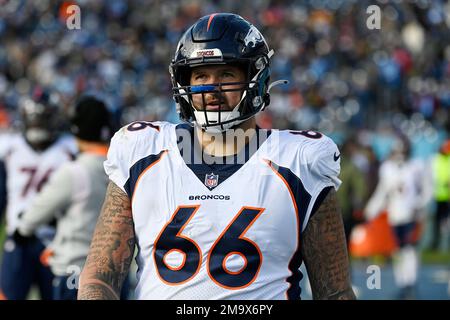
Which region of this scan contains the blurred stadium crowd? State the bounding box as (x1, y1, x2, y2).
(0, 0, 449, 299)
(0, 1, 449, 140)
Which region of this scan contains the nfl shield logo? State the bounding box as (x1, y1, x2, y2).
(205, 172, 219, 189)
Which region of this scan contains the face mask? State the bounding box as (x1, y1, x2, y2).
(25, 128, 51, 144)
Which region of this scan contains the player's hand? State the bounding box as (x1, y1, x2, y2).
(12, 230, 36, 245)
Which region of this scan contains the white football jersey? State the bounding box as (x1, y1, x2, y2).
(105, 121, 341, 300)
(0, 132, 77, 235)
(365, 158, 431, 226)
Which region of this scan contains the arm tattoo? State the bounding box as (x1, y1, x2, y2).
(78, 181, 135, 300)
(77, 282, 120, 300)
(301, 189, 356, 300)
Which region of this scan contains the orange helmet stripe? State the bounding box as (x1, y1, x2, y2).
(207, 13, 218, 32)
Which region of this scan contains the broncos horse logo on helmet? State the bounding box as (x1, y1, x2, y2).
(169, 13, 287, 133)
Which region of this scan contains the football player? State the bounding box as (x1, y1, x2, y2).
(78, 13, 355, 300)
(15, 96, 130, 300)
(0, 87, 77, 300)
(364, 138, 432, 299)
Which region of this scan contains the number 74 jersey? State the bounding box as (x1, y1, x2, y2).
(0, 132, 77, 235)
(105, 121, 341, 300)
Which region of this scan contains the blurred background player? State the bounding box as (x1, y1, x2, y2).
(0, 87, 77, 300)
(16, 96, 120, 300)
(364, 137, 433, 299)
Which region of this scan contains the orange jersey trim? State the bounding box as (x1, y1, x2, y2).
(131, 150, 168, 204)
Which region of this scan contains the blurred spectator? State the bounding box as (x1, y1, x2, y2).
(337, 138, 368, 244)
(430, 139, 450, 251)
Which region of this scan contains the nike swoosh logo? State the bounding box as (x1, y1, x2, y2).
(334, 152, 341, 161)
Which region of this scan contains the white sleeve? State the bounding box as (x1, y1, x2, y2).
(302, 136, 342, 231)
(310, 136, 342, 191)
(104, 127, 132, 193)
(104, 122, 167, 195)
(18, 165, 72, 236)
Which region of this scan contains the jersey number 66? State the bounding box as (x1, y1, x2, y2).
(153, 205, 264, 290)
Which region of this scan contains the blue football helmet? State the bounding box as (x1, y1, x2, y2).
(170, 13, 286, 133)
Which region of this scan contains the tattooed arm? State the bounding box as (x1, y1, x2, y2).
(301, 189, 356, 300)
(78, 181, 135, 300)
